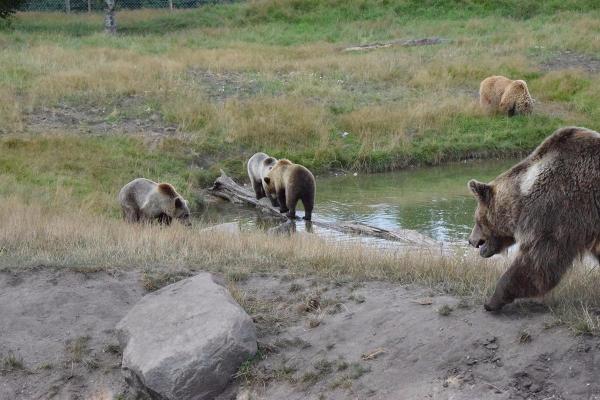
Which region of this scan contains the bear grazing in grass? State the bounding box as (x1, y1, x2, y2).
(263, 159, 315, 221)
(119, 178, 191, 226)
(247, 152, 278, 206)
(479, 75, 533, 116)
(468, 127, 600, 311)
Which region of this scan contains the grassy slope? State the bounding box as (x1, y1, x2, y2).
(1, 1, 600, 333)
(1, 0, 600, 212)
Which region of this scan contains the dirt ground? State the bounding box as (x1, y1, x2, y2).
(0, 268, 143, 400)
(2, 268, 600, 400)
(539, 51, 600, 74)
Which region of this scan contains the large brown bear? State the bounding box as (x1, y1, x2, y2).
(468, 127, 600, 311)
(479, 75, 533, 116)
(247, 152, 278, 206)
(263, 159, 315, 221)
(118, 178, 191, 226)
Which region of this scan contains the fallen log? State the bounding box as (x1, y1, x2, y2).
(342, 37, 448, 52)
(208, 170, 440, 247)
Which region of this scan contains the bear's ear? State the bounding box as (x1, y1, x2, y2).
(174, 197, 183, 208)
(264, 157, 275, 165)
(263, 177, 271, 185)
(468, 180, 492, 203)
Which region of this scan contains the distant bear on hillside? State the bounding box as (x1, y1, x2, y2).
(118, 178, 191, 226)
(479, 75, 533, 116)
(467, 126, 600, 311)
(247, 152, 278, 206)
(263, 159, 315, 221)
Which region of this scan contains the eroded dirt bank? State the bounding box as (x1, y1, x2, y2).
(1, 269, 600, 400)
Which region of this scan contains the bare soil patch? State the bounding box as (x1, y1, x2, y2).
(25, 97, 178, 140)
(539, 51, 600, 73)
(187, 69, 288, 102)
(0, 268, 144, 400)
(2, 269, 600, 400)
(234, 276, 600, 400)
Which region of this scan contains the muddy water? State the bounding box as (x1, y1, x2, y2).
(199, 159, 517, 245)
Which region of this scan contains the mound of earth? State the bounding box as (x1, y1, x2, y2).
(1, 269, 600, 400)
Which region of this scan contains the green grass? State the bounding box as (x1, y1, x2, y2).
(0, 1, 599, 207)
(0, 135, 195, 214)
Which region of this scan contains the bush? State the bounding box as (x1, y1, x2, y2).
(0, 0, 25, 19)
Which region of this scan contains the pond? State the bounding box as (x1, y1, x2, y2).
(199, 158, 518, 245)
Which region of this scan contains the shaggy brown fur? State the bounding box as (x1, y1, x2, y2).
(468, 126, 600, 311)
(479, 75, 533, 116)
(157, 183, 178, 198)
(118, 178, 191, 226)
(263, 159, 315, 221)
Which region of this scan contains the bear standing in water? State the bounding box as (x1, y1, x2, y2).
(263, 159, 315, 221)
(118, 178, 191, 226)
(247, 152, 278, 206)
(468, 127, 600, 311)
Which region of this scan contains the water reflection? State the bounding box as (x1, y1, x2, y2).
(197, 159, 517, 245)
(315, 159, 516, 243)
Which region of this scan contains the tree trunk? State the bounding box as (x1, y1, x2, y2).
(208, 170, 441, 247)
(65, 0, 71, 13)
(88, 0, 92, 13)
(168, 0, 173, 11)
(104, 0, 117, 34)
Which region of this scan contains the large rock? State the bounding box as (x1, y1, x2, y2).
(116, 273, 257, 400)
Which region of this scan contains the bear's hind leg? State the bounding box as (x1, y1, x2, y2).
(301, 194, 314, 221)
(277, 189, 289, 214)
(485, 243, 575, 311)
(285, 192, 298, 219)
(122, 205, 140, 223)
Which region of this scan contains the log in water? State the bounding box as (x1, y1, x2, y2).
(208, 170, 440, 247)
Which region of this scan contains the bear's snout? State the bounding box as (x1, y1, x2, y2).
(468, 238, 485, 248)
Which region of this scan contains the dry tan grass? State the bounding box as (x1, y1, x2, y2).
(4, 8, 599, 143)
(4, 193, 600, 332)
(340, 93, 481, 150)
(2, 195, 600, 334)
(0, 196, 497, 292)
(223, 96, 332, 148)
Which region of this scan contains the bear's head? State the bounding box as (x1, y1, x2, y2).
(263, 157, 277, 174)
(467, 179, 516, 258)
(263, 159, 292, 194)
(173, 197, 191, 226)
(509, 80, 533, 115)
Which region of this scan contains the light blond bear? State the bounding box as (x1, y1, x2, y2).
(247, 152, 278, 207)
(479, 75, 533, 116)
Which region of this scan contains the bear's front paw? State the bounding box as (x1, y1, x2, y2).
(279, 208, 289, 214)
(483, 300, 505, 312)
(286, 212, 297, 219)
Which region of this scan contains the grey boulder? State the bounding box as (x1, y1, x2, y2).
(116, 273, 257, 400)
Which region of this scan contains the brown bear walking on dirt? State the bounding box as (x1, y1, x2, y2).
(263, 159, 315, 221)
(118, 178, 191, 226)
(479, 75, 533, 116)
(468, 126, 600, 311)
